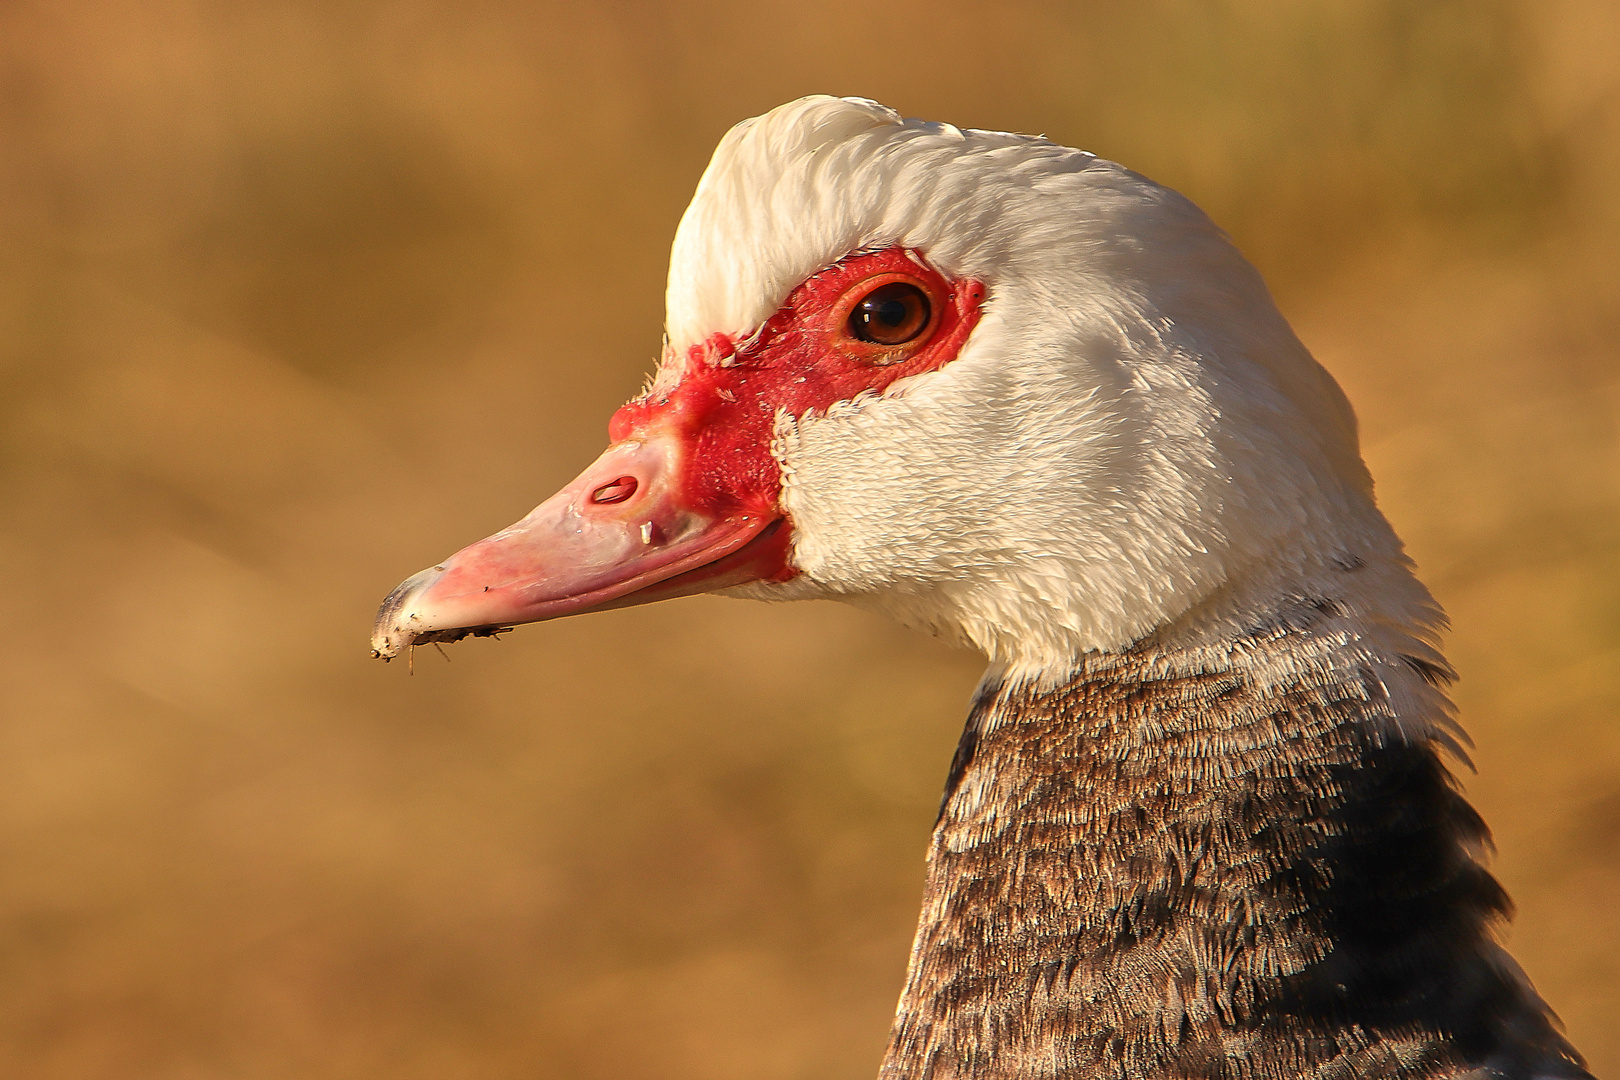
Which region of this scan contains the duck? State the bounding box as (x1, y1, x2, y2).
(371, 96, 1591, 1080)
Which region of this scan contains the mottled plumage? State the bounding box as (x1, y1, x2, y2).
(887, 604, 1588, 1079)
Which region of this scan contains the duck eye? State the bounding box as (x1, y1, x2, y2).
(848, 282, 930, 346)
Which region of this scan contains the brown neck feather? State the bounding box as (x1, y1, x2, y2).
(878, 626, 1587, 1080)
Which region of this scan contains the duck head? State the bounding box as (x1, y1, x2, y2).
(373, 96, 1431, 673)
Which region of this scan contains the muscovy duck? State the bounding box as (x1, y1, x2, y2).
(372, 96, 1590, 1080)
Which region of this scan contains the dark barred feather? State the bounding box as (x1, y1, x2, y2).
(880, 629, 1589, 1080)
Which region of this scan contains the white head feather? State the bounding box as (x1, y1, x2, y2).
(664, 96, 1443, 681)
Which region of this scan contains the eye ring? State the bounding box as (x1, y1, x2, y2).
(832, 272, 942, 362)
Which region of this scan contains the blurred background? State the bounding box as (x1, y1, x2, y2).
(0, 1, 1615, 1076)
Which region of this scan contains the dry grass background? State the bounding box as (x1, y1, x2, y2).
(0, 1, 1616, 1077)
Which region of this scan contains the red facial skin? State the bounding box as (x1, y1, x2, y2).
(370, 247, 985, 658)
(614, 248, 985, 546)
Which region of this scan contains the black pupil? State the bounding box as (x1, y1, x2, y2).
(850, 282, 929, 345)
(872, 298, 908, 327)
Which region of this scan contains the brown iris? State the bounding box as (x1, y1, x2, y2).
(847, 282, 931, 345)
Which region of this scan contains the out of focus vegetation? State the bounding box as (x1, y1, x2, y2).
(0, 2, 1615, 1077)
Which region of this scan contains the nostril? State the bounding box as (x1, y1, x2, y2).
(590, 476, 639, 504)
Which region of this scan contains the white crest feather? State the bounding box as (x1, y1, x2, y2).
(672, 97, 1442, 701)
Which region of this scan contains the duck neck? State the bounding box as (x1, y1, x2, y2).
(879, 619, 1583, 1080)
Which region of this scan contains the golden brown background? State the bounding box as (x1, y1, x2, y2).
(1, 1, 1616, 1076)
